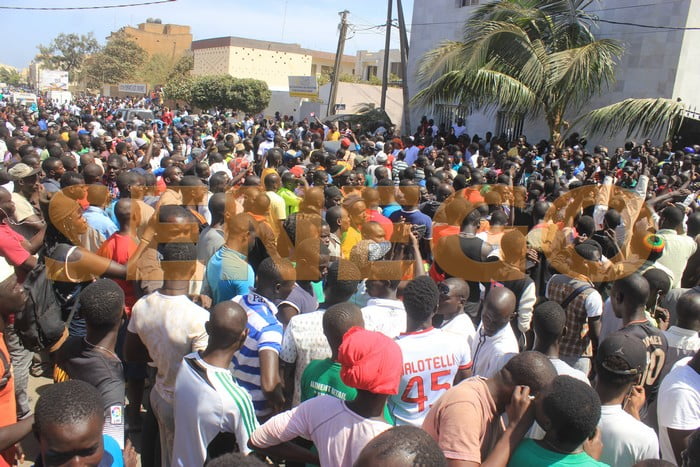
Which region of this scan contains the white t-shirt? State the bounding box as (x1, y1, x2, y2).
(438, 313, 476, 350)
(657, 357, 700, 463)
(470, 324, 519, 378)
(389, 327, 471, 427)
(280, 310, 330, 407)
(172, 352, 259, 467)
(250, 395, 390, 467)
(549, 358, 590, 385)
(127, 292, 209, 403)
(361, 298, 407, 338)
(598, 404, 659, 467)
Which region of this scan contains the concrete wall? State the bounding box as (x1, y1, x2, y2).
(356, 49, 403, 81)
(120, 22, 192, 59)
(408, 0, 696, 147)
(193, 45, 313, 92)
(318, 82, 403, 128)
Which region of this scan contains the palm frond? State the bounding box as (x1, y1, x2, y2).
(547, 39, 623, 109)
(579, 98, 686, 138)
(415, 41, 465, 88)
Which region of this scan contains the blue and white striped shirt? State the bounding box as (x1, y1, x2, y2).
(232, 292, 283, 417)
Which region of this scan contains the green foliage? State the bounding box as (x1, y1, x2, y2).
(414, 0, 684, 145)
(190, 74, 235, 110)
(80, 32, 146, 88)
(172, 54, 194, 76)
(0, 68, 23, 86)
(317, 73, 331, 86)
(35, 33, 100, 81)
(367, 75, 382, 86)
(162, 74, 194, 104)
(227, 78, 271, 114)
(338, 73, 360, 83)
(190, 75, 271, 112)
(137, 53, 177, 87)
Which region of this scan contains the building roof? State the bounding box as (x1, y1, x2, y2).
(192, 36, 354, 63)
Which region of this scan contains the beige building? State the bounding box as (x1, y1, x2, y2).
(309, 50, 355, 79)
(355, 49, 403, 82)
(192, 37, 313, 91)
(111, 20, 192, 59)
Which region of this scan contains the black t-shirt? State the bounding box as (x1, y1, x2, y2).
(617, 322, 668, 406)
(54, 336, 125, 410)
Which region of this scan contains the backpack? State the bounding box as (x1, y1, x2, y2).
(14, 262, 73, 353)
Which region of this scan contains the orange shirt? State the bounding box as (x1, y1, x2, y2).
(0, 334, 15, 467)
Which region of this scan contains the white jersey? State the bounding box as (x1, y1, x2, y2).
(388, 327, 471, 426)
(173, 352, 259, 467)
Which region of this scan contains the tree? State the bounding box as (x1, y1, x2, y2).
(190, 75, 235, 110)
(190, 75, 271, 113)
(414, 0, 685, 147)
(36, 33, 100, 81)
(137, 54, 177, 87)
(80, 32, 145, 88)
(228, 78, 271, 114)
(163, 75, 194, 105)
(0, 67, 23, 86)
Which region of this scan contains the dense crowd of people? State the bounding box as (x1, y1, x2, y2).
(0, 94, 698, 467)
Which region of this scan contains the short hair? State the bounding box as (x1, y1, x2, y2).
(257, 257, 295, 284)
(503, 351, 557, 394)
(677, 292, 700, 326)
(661, 205, 684, 228)
(78, 279, 125, 331)
(60, 171, 84, 188)
(683, 428, 700, 467)
(542, 375, 601, 446)
(41, 157, 61, 174)
(160, 242, 197, 262)
(158, 205, 192, 223)
(576, 215, 596, 237)
(642, 268, 671, 296)
(574, 241, 601, 261)
(533, 301, 566, 342)
(403, 276, 439, 322)
(325, 260, 361, 301)
(490, 209, 508, 226)
(604, 209, 621, 229)
(357, 425, 447, 466)
(322, 302, 364, 342)
(86, 184, 110, 207)
(35, 380, 104, 433)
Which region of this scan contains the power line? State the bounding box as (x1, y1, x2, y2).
(0, 0, 175, 11)
(596, 18, 700, 31)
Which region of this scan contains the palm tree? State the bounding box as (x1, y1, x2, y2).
(413, 0, 685, 148)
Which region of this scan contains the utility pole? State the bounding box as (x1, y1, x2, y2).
(328, 10, 350, 116)
(380, 0, 392, 110)
(397, 0, 411, 135)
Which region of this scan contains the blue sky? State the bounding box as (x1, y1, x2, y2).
(0, 0, 414, 70)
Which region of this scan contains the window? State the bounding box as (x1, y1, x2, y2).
(458, 0, 479, 6)
(311, 64, 317, 75)
(366, 65, 378, 80)
(495, 111, 525, 142)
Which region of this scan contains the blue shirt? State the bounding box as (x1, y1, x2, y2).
(389, 208, 433, 240)
(83, 206, 118, 240)
(232, 292, 283, 416)
(206, 246, 255, 305)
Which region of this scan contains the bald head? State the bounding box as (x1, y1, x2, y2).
(482, 287, 516, 336)
(252, 192, 270, 215)
(114, 198, 132, 228)
(82, 163, 103, 184)
(208, 192, 227, 224)
(611, 273, 650, 321)
(264, 173, 281, 191)
(206, 302, 248, 351)
(300, 186, 324, 214)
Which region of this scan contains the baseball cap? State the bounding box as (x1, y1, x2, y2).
(376, 154, 388, 164)
(265, 130, 275, 141)
(340, 137, 351, 149)
(596, 333, 647, 377)
(8, 163, 40, 180)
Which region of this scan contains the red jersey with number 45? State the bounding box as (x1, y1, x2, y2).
(388, 327, 472, 426)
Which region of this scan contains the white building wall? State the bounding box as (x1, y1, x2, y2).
(408, 0, 696, 147)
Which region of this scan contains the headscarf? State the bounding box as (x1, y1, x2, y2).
(338, 326, 402, 395)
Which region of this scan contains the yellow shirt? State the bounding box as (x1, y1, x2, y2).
(326, 130, 340, 142)
(341, 226, 362, 259)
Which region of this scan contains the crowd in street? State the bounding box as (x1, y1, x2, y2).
(0, 94, 698, 467)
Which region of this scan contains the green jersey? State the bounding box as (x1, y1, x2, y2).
(301, 358, 393, 424)
(508, 439, 610, 467)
